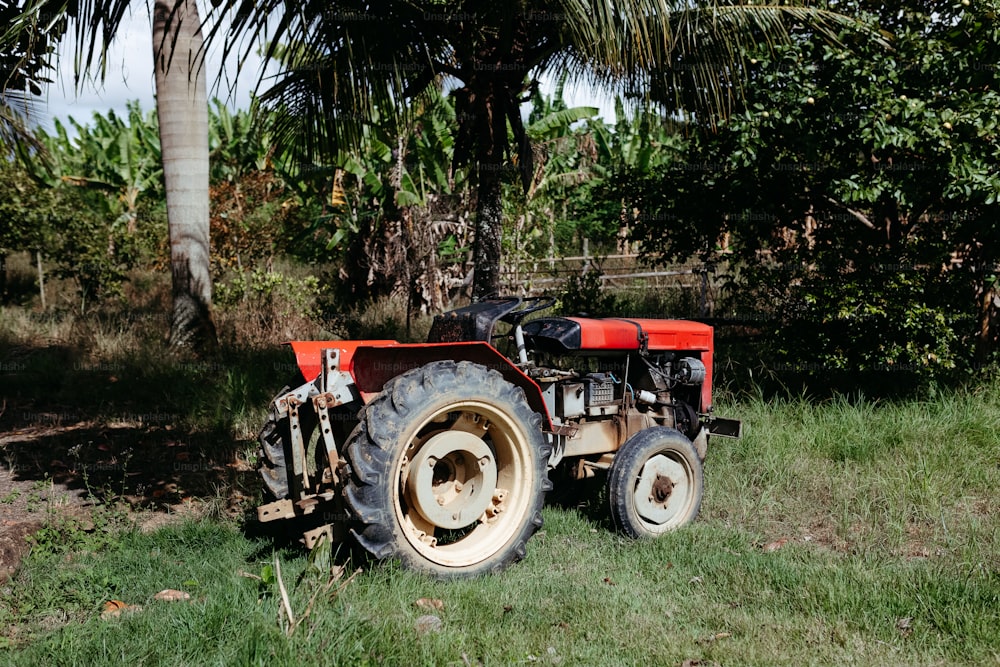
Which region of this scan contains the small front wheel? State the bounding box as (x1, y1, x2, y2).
(608, 427, 703, 538)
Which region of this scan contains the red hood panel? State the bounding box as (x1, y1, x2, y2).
(566, 318, 712, 352)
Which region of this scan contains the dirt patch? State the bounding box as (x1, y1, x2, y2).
(0, 453, 93, 583)
(0, 519, 43, 583)
(0, 415, 258, 580)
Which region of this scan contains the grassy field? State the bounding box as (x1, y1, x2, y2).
(2, 393, 997, 666)
(1, 272, 998, 666)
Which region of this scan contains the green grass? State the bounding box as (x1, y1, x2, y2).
(2, 511, 997, 666)
(708, 392, 1000, 563)
(3, 389, 999, 666)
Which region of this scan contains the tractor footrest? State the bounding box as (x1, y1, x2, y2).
(302, 522, 347, 549)
(258, 499, 296, 522)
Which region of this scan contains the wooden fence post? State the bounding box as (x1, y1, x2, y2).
(36, 250, 46, 311)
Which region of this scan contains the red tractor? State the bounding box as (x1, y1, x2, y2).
(255, 297, 741, 577)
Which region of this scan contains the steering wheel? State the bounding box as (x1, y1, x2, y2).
(498, 296, 557, 325)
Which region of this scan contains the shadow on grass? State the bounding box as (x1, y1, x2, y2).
(2, 340, 296, 428)
(0, 328, 381, 581)
(0, 337, 298, 519)
(2, 423, 254, 509)
(544, 467, 614, 532)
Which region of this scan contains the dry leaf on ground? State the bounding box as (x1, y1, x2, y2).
(154, 589, 191, 602)
(414, 597, 444, 611)
(101, 599, 141, 619)
(762, 538, 789, 552)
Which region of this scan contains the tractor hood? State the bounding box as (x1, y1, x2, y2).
(522, 317, 713, 355)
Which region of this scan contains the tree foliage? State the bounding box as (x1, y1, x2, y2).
(626, 0, 1000, 392)
(209, 0, 853, 300)
(0, 0, 66, 146)
(11, 104, 166, 303)
(5, 102, 307, 306)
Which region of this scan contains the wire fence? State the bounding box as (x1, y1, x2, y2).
(499, 243, 726, 319)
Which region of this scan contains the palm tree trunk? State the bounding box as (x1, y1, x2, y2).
(471, 162, 504, 301)
(153, 0, 216, 349)
(471, 92, 508, 301)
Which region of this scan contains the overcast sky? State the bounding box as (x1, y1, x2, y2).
(38, 5, 614, 133)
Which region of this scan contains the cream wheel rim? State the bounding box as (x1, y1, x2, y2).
(394, 400, 534, 567)
(633, 453, 695, 529)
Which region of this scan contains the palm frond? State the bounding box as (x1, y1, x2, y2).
(555, 0, 872, 121)
(1, 0, 69, 148)
(34, 0, 134, 86)
(0, 98, 37, 152)
(197, 0, 873, 177)
(222, 1, 450, 174)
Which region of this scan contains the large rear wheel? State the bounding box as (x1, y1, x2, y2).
(344, 360, 551, 577)
(258, 386, 296, 500)
(608, 427, 703, 538)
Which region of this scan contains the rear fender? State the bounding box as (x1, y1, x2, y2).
(287, 340, 399, 383)
(351, 342, 554, 430)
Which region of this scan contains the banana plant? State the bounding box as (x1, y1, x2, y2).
(209, 99, 272, 183)
(275, 89, 467, 256)
(506, 74, 601, 264)
(596, 97, 685, 174)
(269, 87, 473, 312)
(31, 100, 163, 234)
(525, 73, 601, 201)
(10, 102, 162, 305)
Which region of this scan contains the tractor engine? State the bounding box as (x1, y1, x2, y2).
(520, 316, 720, 473)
